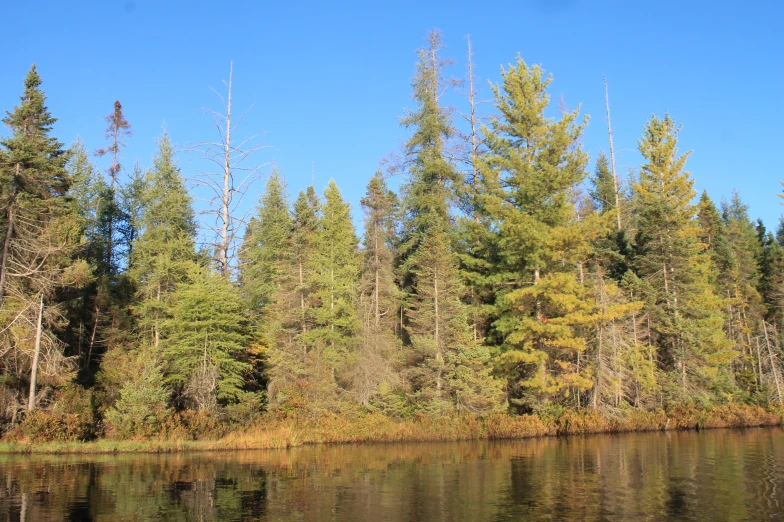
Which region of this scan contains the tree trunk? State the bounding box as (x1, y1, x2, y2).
(0, 206, 14, 304)
(603, 77, 622, 231)
(28, 294, 44, 411)
(220, 63, 234, 277)
(763, 322, 783, 404)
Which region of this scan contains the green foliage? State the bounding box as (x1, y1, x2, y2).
(4, 40, 784, 444)
(474, 56, 595, 408)
(163, 264, 251, 404)
(129, 131, 196, 347)
(304, 180, 361, 372)
(104, 357, 169, 439)
(240, 169, 291, 313)
(631, 114, 735, 402)
(397, 33, 503, 415)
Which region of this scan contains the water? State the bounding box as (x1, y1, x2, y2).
(0, 428, 783, 521)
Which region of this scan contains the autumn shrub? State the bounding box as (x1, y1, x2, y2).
(486, 413, 549, 439)
(703, 404, 780, 428)
(616, 409, 669, 431)
(18, 410, 86, 442)
(51, 383, 98, 440)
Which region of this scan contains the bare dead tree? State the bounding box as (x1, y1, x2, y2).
(603, 77, 623, 231)
(188, 62, 271, 278)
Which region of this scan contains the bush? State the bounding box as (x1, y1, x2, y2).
(103, 358, 170, 439)
(51, 383, 98, 440)
(486, 413, 549, 439)
(18, 410, 85, 442)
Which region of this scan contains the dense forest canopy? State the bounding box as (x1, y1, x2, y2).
(2, 30, 784, 440)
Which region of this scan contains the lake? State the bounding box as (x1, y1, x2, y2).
(0, 428, 782, 521)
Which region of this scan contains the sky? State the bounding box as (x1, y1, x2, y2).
(3, 0, 784, 240)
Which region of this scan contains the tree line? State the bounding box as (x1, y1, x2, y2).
(2, 30, 784, 439)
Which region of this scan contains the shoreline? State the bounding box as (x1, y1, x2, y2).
(2, 404, 781, 455)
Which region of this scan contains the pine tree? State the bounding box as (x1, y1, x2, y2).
(398, 31, 503, 414)
(353, 173, 402, 406)
(163, 264, 251, 407)
(0, 65, 86, 409)
(130, 131, 197, 349)
(239, 169, 291, 313)
(475, 56, 595, 410)
(305, 180, 361, 383)
(631, 115, 734, 402)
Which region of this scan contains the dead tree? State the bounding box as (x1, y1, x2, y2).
(603, 77, 623, 231)
(189, 62, 270, 278)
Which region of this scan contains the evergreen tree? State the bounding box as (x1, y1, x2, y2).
(119, 162, 146, 270)
(631, 115, 734, 402)
(163, 264, 251, 407)
(239, 169, 291, 313)
(94, 100, 132, 274)
(130, 132, 197, 349)
(353, 173, 402, 406)
(0, 65, 86, 409)
(475, 56, 595, 409)
(305, 181, 361, 381)
(264, 187, 320, 410)
(589, 152, 618, 215)
(398, 31, 503, 414)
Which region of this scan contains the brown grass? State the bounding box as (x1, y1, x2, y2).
(2, 404, 781, 454)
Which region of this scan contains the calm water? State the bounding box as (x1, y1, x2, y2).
(0, 428, 783, 521)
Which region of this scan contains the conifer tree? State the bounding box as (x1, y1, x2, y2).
(475, 57, 595, 409)
(130, 132, 197, 349)
(631, 115, 734, 401)
(305, 180, 360, 381)
(163, 264, 251, 407)
(67, 141, 111, 367)
(0, 65, 86, 408)
(94, 100, 132, 274)
(264, 187, 320, 410)
(590, 152, 618, 215)
(398, 31, 503, 414)
(353, 173, 402, 406)
(239, 169, 291, 313)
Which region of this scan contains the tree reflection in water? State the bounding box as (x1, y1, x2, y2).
(0, 428, 782, 521)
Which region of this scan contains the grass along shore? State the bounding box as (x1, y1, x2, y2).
(1, 403, 781, 455)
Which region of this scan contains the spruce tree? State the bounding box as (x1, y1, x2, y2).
(264, 187, 320, 410)
(0, 65, 86, 408)
(163, 264, 251, 407)
(398, 31, 503, 414)
(590, 152, 618, 215)
(130, 132, 197, 349)
(239, 169, 291, 313)
(305, 180, 361, 382)
(94, 100, 132, 274)
(353, 173, 402, 406)
(631, 115, 734, 402)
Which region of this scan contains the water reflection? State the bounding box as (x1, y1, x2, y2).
(0, 428, 782, 521)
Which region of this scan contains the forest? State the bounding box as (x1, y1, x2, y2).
(2, 30, 784, 445)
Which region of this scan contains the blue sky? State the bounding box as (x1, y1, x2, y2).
(3, 0, 784, 239)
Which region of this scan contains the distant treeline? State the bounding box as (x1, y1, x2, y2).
(1, 30, 783, 442)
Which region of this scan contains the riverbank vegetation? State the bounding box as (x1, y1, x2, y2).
(3, 30, 784, 449)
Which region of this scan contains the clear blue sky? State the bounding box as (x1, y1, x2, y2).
(4, 0, 784, 237)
